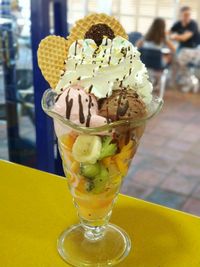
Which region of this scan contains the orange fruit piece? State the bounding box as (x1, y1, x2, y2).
(71, 160, 80, 173)
(112, 140, 135, 176)
(101, 156, 112, 167)
(60, 133, 77, 151)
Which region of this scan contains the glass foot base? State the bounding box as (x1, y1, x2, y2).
(57, 223, 131, 267)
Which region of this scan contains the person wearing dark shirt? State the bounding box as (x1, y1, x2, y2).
(170, 6, 200, 93)
(170, 6, 199, 49)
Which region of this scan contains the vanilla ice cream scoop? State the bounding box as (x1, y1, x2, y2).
(53, 85, 107, 127)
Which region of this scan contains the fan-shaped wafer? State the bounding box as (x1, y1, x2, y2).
(37, 35, 68, 88)
(67, 13, 128, 49)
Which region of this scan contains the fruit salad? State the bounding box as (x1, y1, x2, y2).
(58, 130, 138, 222)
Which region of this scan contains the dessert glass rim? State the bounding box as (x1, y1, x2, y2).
(42, 88, 164, 134)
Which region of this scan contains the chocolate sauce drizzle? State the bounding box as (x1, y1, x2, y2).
(86, 95, 92, 127)
(102, 50, 106, 57)
(104, 37, 108, 46)
(88, 85, 93, 93)
(108, 44, 113, 65)
(78, 94, 85, 124)
(65, 89, 73, 119)
(108, 55, 111, 65)
(74, 40, 78, 56)
(55, 93, 62, 103)
(92, 47, 99, 58)
(105, 93, 110, 123)
(116, 89, 129, 120)
(80, 57, 85, 64)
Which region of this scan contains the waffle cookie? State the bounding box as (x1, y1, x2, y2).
(37, 35, 68, 88)
(37, 13, 127, 88)
(67, 13, 128, 48)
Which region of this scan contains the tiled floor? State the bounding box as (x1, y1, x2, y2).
(121, 90, 200, 216)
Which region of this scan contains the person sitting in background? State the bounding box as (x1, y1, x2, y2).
(136, 17, 175, 67)
(170, 6, 199, 49)
(136, 18, 175, 93)
(170, 6, 200, 93)
(136, 18, 175, 53)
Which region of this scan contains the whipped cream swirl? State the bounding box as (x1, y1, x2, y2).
(56, 36, 153, 104)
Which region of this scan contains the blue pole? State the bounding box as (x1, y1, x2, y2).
(31, 0, 67, 174)
(54, 0, 68, 37)
(53, 0, 68, 175)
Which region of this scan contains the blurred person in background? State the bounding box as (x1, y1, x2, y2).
(136, 18, 175, 60)
(136, 18, 176, 65)
(170, 6, 200, 93)
(170, 6, 199, 49)
(136, 18, 175, 92)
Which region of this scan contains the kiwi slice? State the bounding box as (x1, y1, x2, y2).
(92, 165, 109, 194)
(80, 162, 101, 179)
(85, 180, 95, 192)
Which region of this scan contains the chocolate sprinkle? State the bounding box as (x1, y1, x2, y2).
(85, 23, 115, 46)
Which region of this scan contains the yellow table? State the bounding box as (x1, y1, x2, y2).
(0, 160, 200, 267)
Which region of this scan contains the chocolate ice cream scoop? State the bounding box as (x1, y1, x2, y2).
(98, 89, 147, 122)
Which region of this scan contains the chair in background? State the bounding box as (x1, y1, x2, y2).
(128, 31, 143, 46)
(139, 47, 168, 98)
(176, 48, 200, 93)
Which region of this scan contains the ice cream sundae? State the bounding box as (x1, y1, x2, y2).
(39, 13, 163, 267)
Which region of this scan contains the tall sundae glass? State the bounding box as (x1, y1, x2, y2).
(39, 14, 163, 267)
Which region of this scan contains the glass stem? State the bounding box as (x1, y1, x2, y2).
(79, 210, 112, 242)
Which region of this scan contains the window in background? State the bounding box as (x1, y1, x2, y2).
(96, 0, 112, 14)
(67, 0, 200, 34)
(67, 0, 84, 28)
(67, 0, 113, 28)
(120, 15, 136, 33)
(88, 0, 96, 13)
(179, 0, 199, 20)
(113, 0, 175, 34)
